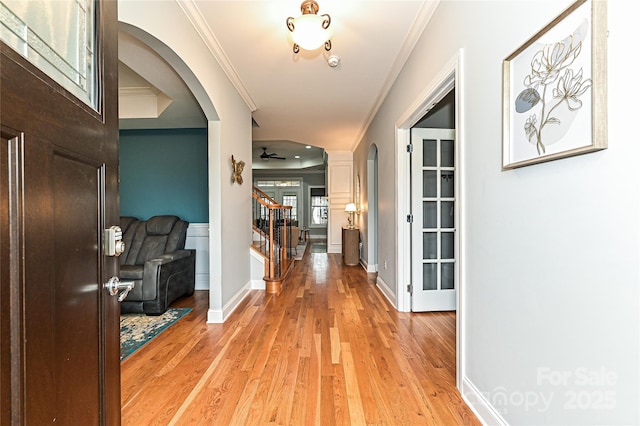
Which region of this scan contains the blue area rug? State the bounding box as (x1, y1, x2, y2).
(120, 307, 191, 361)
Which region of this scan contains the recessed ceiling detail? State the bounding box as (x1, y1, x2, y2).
(119, 2, 437, 147)
(118, 61, 173, 119)
(252, 141, 325, 170)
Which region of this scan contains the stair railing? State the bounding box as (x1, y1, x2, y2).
(252, 186, 294, 291)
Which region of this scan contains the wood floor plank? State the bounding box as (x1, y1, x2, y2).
(121, 242, 480, 425)
(340, 342, 367, 424)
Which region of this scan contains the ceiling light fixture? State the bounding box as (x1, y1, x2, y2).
(286, 0, 332, 53)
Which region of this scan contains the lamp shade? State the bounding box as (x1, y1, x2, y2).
(345, 203, 357, 213)
(290, 14, 333, 50)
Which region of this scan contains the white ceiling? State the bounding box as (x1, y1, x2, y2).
(118, 0, 437, 167)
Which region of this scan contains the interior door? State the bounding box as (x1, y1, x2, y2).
(0, 1, 120, 424)
(411, 128, 457, 312)
(255, 184, 301, 223)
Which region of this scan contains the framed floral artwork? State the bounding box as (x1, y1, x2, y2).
(502, 0, 607, 169)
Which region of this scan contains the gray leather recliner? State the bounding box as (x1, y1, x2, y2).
(119, 215, 195, 315)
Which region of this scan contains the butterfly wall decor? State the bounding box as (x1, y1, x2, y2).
(231, 155, 245, 185)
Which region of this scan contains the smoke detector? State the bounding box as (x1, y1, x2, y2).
(327, 54, 340, 68)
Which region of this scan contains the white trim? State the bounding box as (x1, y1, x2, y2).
(185, 223, 210, 290)
(455, 50, 466, 393)
(461, 376, 508, 426)
(207, 280, 251, 323)
(176, 0, 257, 111)
(350, 0, 440, 150)
(186, 223, 209, 237)
(395, 54, 459, 127)
(194, 276, 209, 291)
(249, 247, 266, 290)
(326, 152, 353, 254)
(395, 129, 411, 313)
(208, 121, 223, 319)
(360, 258, 377, 274)
(376, 275, 397, 309)
(394, 49, 465, 390)
(366, 145, 379, 274)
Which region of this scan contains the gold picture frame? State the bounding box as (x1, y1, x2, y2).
(502, 0, 607, 170)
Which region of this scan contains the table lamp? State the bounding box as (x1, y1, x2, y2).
(345, 203, 357, 229)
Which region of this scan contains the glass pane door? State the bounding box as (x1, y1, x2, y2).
(411, 128, 456, 312)
(0, 0, 97, 108)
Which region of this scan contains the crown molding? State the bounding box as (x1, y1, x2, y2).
(176, 0, 258, 112)
(350, 0, 440, 151)
(119, 87, 173, 119)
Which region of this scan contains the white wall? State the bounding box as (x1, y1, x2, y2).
(353, 1, 639, 424)
(119, 0, 253, 323)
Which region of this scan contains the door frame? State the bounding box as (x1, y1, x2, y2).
(395, 49, 465, 389)
(366, 144, 378, 272)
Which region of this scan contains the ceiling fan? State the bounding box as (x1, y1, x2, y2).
(260, 147, 286, 160)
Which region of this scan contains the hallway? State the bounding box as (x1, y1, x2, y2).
(121, 242, 479, 425)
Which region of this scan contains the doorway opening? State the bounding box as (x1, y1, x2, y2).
(395, 50, 464, 389)
(410, 90, 456, 312)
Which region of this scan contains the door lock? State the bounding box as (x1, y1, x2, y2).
(105, 276, 135, 302)
(104, 226, 125, 256)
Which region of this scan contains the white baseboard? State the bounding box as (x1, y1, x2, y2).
(359, 258, 377, 273)
(327, 244, 341, 254)
(376, 275, 397, 308)
(207, 308, 223, 323)
(207, 281, 252, 324)
(461, 376, 508, 426)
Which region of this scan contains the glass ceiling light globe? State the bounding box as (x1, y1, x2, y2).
(291, 14, 333, 51)
(286, 0, 332, 53)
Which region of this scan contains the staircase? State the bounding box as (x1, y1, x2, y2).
(251, 186, 295, 293)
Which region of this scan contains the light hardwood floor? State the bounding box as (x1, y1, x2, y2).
(121, 242, 480, 425)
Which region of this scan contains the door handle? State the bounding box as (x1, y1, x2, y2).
(105, 276, 135, 302)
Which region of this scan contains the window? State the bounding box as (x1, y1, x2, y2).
(282, 194, 298, 222)
(254, 179, 302, 225)
(309, 187, 327, 227)
(0, 0, 97, 109)
(255, 180, 300, 187)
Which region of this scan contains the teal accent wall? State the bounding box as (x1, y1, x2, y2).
(119, 128, 208, 223)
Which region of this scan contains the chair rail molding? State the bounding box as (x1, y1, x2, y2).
(185, 223, 210, 290)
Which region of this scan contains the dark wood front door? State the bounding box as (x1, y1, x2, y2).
(1, 1, 120, 424)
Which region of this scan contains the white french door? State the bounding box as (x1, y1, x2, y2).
(256, 185, 301, 223)
(411, 128, 457, 312)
